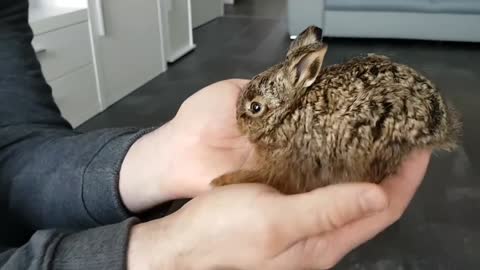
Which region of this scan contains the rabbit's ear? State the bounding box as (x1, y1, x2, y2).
(288, 25, 323, 54)
(290, 44, 328, 88)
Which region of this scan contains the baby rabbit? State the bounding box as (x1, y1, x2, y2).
(211, 26, 461, 194)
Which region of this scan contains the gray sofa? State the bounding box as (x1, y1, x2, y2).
(288, 0, 480, 42)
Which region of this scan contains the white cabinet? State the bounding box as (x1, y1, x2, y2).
(88, 0, 168, 108)
(48, 65, 101, 127)
(29, 0, 176, 127)
(32, 22, 93, 82)
(160, 0, 196, 63)
(29, 0, 196, 127)
(30, 4, 101, 128)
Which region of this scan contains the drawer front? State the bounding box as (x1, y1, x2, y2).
(49, 64, 101, 128)
(32, 21, 92, 82)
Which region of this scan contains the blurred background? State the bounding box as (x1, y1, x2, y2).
(29, 0, 479, 269)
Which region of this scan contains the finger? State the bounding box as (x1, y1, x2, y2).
(275, 182, 388, 244)
(381, 149, 432, 211)
(318, 149, 432, 264)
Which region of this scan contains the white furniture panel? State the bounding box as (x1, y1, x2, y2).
(29, 2, 101, 128)
(32, 22, 93, 82)
(30, 0, 87, 9)
(49, 65, 101, 127)
(29, 6, 88, 35)
(161, 0, 196, 62)
(29, 0, 171, 127)
(88, 0, 167, 109)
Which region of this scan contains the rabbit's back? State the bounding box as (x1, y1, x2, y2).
(272, 55, 459, 190)
(310, 54, 456, 147)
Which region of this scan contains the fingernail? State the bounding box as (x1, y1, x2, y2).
(361, 188, 387, 213)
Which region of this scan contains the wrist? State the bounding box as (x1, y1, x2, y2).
(127, 217, 179, 270)
(119, 122, 177, 213)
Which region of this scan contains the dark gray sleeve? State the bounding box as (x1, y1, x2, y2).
(0, 218, 138, 270)
(2, 128, 155, 230)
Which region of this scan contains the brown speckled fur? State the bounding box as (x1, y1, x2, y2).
(211, 26, 462, 194)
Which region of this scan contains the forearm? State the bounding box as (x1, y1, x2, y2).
(1, 126, 155, 229)
(0, 218, 138, 270)
(0, 0, 172, 228)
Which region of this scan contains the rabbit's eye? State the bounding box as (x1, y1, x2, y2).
(245, 97, 267, 117)
(249, 101, 262, 114)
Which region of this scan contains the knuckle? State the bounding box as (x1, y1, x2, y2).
(320, 210, 343, 231)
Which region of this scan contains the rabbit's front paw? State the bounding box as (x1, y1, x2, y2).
(211, 170, 263, 187)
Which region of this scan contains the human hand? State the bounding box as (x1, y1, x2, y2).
(120, 79, 254, 213)
(127, 150, 431, 270)
(313, 149, 432, 264)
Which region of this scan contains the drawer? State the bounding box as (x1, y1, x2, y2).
(49, 64, 101, 128)
(32, 21, 92, 82)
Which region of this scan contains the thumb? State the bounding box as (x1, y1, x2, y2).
(276, 183, 388, 243)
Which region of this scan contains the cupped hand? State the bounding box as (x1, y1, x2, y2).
(120, 79, 255, 213)
(128, 150, 431, 270)
(313, 149, 432, 264)
(167, 79, 256, 197)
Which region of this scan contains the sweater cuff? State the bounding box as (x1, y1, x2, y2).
(52, 218, 139, 270)
(82, 128, 155, 225)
